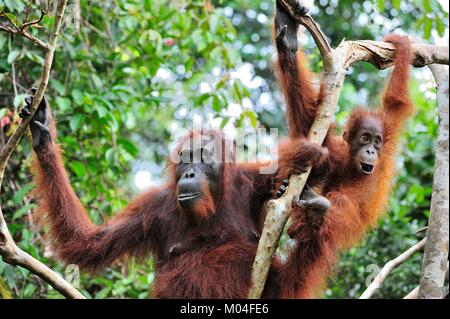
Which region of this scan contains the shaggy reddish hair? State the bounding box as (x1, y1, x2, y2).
(273, 18, 414, 298)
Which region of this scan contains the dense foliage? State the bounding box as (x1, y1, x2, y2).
(0, 0, 447, 298)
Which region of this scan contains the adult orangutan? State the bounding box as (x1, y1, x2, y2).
(272, 0, 415, 298)
(20, 85, 326, 298)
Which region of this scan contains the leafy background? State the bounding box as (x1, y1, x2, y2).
(0, 0, 448, 298)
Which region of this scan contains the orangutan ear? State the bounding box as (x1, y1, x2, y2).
(343, 131, 348, 142)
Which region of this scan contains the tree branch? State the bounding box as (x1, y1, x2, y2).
(360, 238, 426, 299)
(0, 9, 48, 49)
(0, 0, 85, 299)
(343, 41, 448, 69)
(247, 0, 449, 299)
(418, 64, 449, 299)
(20, 9, 46, 30)
(0, 207, 84, 299)
(0, 24, 48, 49)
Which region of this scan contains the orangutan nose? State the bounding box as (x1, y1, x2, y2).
(184, 168, 195, 179)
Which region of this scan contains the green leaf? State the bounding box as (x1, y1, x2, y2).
(0, 108, 8, 118)
(212, 95, 222, 112)
(56, 97, 71, 112)
(423, 0, 432, 13)
(4, 12, 18, 25)
(0, 277, 12, 299)
(233, 81, 243, 102)
(209, 13, 221, 34)
(243, 110, 257, 127)
(220, 117, 230, 129)
(423, 18, 432, 39)
(435, 17, 445, 36)
(119, 139, 139, 157)
(72, 89, 83, 105)
(70, 161, 87, 177)
(52, 80, 66, 95)
(69, 114, 84, 131)
(194, 93, 212, 107)
(415, 16, 426, 30)
(7, 50, 20, 64)
(13, 94, 27, 109)
(12, 203, 36, 221)
(377, 0, 385, 12)
(12, 184, 35, 204)
(25, 51, 44, 65)
(95, 287, 112, 299)
(96, 105, 108, 118)
(91, 73, 103, 88)
(392, 0, 401, 9)
(105, 148, 116, 164)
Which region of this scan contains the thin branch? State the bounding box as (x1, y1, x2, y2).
(9, 34, 18, 97)
(298, 14, 333, 64)
(74, 0, 81, 34)
(360, 238, 426, 299)
(1, 11, 20, 32)
(418, 64, 449, 299)
(20, 9, 46, 30)
(404, 286, 420, 299)
(0, 23, 48, 49)
(0, 10, 48, 49)
(0, 208, 84, 299)
(0, 0, 84, 299)
(278, 0, 333, 64)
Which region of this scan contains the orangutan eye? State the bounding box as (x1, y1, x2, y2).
(361, 134, 370, 143)
(375, 137, 382, 145)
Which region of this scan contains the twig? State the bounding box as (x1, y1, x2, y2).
(404, 286, 420, 299)
(1, 11, 20, 32)
(74, 0, 81, 34)
(0, 209, 84, 299)
(9, 34, 18, 97)
(418, 64, 449, 299)
(278, 0, 333, 64)
(360, 238, 426, 299)
(20, 9, 46, 30)
(0, 24, 48, 49)
(0, 10, 48, 49)
(0, 0, 84, 299)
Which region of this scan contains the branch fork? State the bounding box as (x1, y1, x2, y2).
(0, 8, 49, 49)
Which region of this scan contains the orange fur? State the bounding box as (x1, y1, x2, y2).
(273, 8, 415, 299)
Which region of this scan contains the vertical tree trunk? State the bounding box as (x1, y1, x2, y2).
(418, 65, 449, 299)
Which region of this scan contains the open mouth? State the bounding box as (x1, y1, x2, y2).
(360, 163, 374, 174)
(177, 193, 201, 202)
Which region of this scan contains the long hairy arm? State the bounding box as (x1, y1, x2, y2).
(382, 34, 415, 153)
(24, 94, 171, 272)
(273, 0, 320, 138)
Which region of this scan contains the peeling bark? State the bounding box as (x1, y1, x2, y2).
(418, 65, 449, 299)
